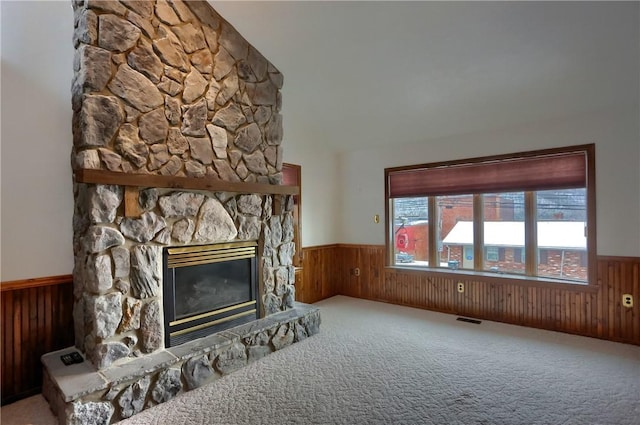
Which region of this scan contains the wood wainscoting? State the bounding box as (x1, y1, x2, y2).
(297, 244, 341, 304)
(1, 275, 75, 405)
(300, 244, 639, 346)
(2, 250, 636, 404)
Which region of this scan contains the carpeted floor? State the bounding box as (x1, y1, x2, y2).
(2, 295, 639, 424)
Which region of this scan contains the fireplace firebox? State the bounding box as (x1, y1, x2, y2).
(163, 241, 260, 347)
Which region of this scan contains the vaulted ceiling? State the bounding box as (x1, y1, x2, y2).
(212, 1, 639, 153)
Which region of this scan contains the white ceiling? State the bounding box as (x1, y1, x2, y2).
(211, 1, 639, 153)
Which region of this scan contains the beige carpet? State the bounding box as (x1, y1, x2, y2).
(2, 295, 639, 424)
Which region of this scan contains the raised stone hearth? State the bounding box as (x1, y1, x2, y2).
(43, 304, 320, 424)
(42, 1, 319, 424)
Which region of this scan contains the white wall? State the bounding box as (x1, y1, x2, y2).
(1, 1, 75, 281)
(337, 106, 640, 257)
(283, 141, 341, 248)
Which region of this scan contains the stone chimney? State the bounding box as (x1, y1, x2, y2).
(70, 0, 293, 369)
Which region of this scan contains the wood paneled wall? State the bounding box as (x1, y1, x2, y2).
(301, 244, 639, 346)
(1, 276, 75, 405)
(297, 245, 340, 304)
(1, 250, 635, 405)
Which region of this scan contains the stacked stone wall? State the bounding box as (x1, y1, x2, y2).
(71, 0, 283, 181)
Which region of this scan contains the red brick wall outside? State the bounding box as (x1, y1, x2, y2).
(437, 195, 473, 240)
(445, 245, 464, 265)
(442, 246, 587, 280)
(537, 249, 587, 280)
(485, 247, 525, 274)
(482, 194, 515, 221)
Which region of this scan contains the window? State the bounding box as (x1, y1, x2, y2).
(437, 195, 473, 269)
(536, 188, 586, 280)
(386, 145, 595, 284)
(482, 192, 524, 274)
(393, 196, 429, 265)
(486, 247, 499, 262)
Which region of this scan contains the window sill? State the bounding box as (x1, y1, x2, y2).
(384, 265, 599, 292)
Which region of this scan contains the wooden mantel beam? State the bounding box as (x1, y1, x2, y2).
(74, 169, 300, 196)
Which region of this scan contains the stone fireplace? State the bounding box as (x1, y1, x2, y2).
(41, 1, 320, 424)
(69, 186, 302, 370)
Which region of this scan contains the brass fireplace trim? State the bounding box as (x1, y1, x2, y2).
(169, 308, 257, 338)
(167, 241, 257, 268)
(170, 300, 257, 327)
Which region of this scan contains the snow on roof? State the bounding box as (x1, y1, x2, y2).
(442, 221, 586, 250)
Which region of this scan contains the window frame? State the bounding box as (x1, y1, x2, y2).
(486, 247, 499, 262)
(384, 144, 596, 286)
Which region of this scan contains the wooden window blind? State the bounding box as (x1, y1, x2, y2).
(388, 150, 587, 198)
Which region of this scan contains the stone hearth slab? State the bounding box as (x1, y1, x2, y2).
(42, 303, 320, 425)
(41, 347, 108, 402)
(99, 351, 178, 387)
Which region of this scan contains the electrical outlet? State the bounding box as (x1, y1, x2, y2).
(457, 282, 464, 293)
(622, 294, 633, 308)
(354, 268, 361, 277)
